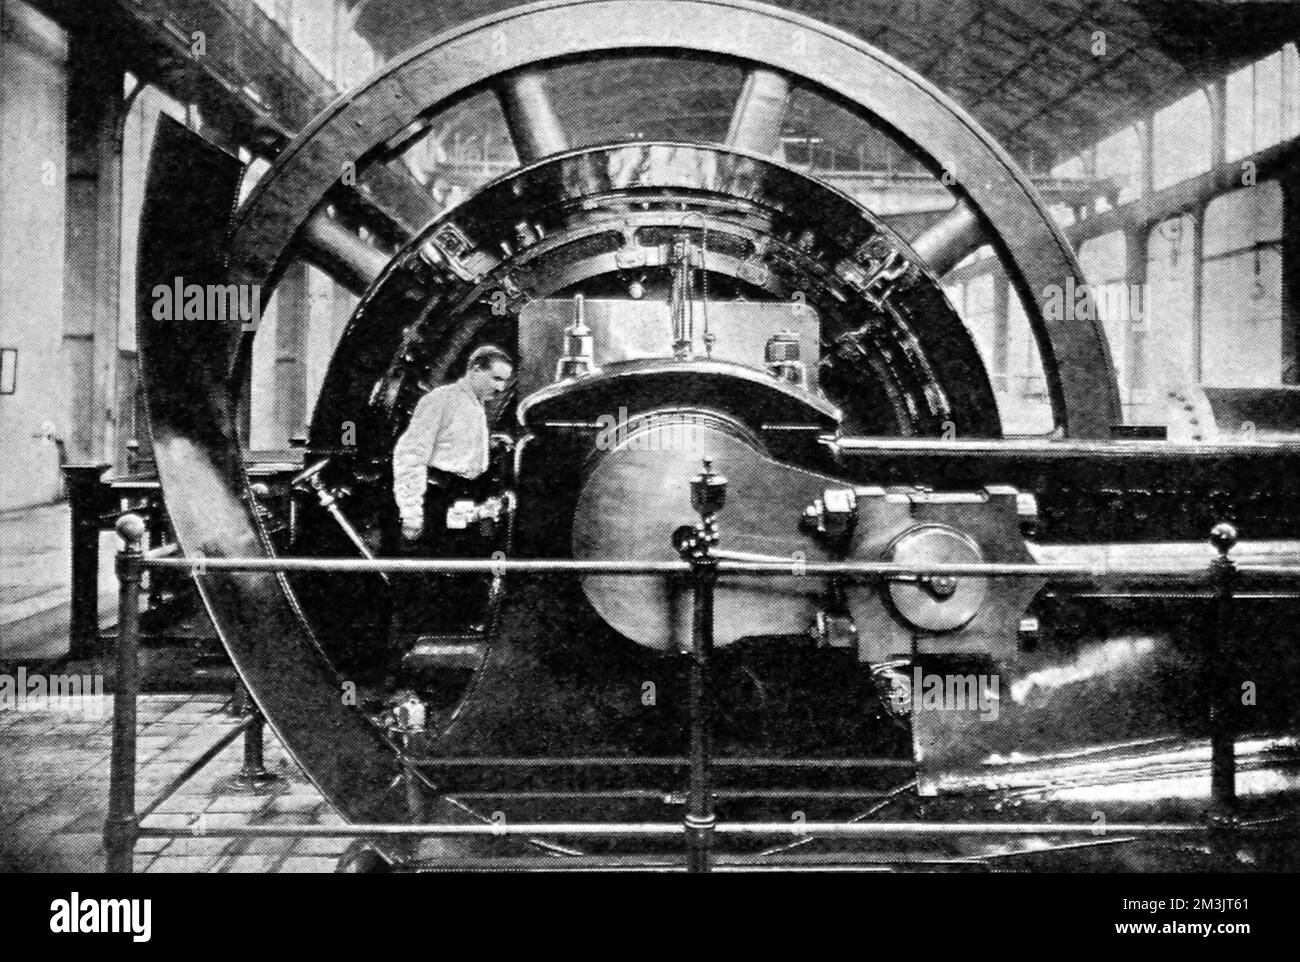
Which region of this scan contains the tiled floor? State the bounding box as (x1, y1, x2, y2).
(0, 501, 360, 873)
(0, 693, 345, 873)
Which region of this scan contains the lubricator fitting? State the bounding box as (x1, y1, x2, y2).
(555, 294, 598, 380)
(690, 457, 728, 518)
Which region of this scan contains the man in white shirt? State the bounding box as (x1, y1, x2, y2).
(392, 345, 514, 545)
(386, 345, 514, 649)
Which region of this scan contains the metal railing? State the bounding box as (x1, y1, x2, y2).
(103, 492, 1300, 872)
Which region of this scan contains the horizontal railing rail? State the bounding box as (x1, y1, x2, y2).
(104, 508, 1300, 873)
(135, 552, 1299, 581)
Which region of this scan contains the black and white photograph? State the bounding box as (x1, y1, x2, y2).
(0, 0, 1296, 917)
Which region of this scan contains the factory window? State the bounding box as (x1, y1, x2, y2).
(1201, 181, 1285, 387)
(945, 247, 998, 346)
(253, 0, 374, 91)
(1225, 44, 1300, 161)
(304, 264, 356, 412)
(239, 156, 273, 206)
(548, 55, 749, 148)
(1005, 291, 1054, 435)
(398, 89, 511, 205)
(943, 282, 964, 317)
(1289, 43, 1300, 140)
(1079, 231, 1142, 417)
(249, 285, 283, 450)
(953, 245, 995, 272)
(946, 260, 1050, 435)
(1048, 204, 1077, 228)
(1152, 90, 1212, 189)
(290, 0, 340, 82)
(336, 28, 377, 92)
(963, 273, 998, 377)
(1095, 124, 1143, 205)
(1050, 152, 1087, 180)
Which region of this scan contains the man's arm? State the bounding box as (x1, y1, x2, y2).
(393, 391, 445, 537)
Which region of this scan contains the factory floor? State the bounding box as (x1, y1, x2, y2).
(0, 692, 345, 873)
(0, 502, 380, 873)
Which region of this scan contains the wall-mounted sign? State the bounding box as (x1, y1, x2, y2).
(0, 349, 16, 395)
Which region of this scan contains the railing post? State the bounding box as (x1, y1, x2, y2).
(231, 682, 282, 787)
(64, 463, 110, 659)
(401, 728, 426, 865)
(676, 458, 727, 873)
(1208, 522, 1238, 823)
(105, 513, 144, 873)
(240, 711, 270, 782)
(686, 544, 717, 873)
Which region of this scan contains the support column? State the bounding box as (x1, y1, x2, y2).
(1207, 79, 1228, 171)
(62, 29, 125, 466)
(64, 462, 109, 658)
(1191, 206, 1206, 383)
(992, 269, 1009, 394)
(1282, 178, 1300, 384)
(1125, 225, 1150, 422)
(1139, 118, 1154, 199)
